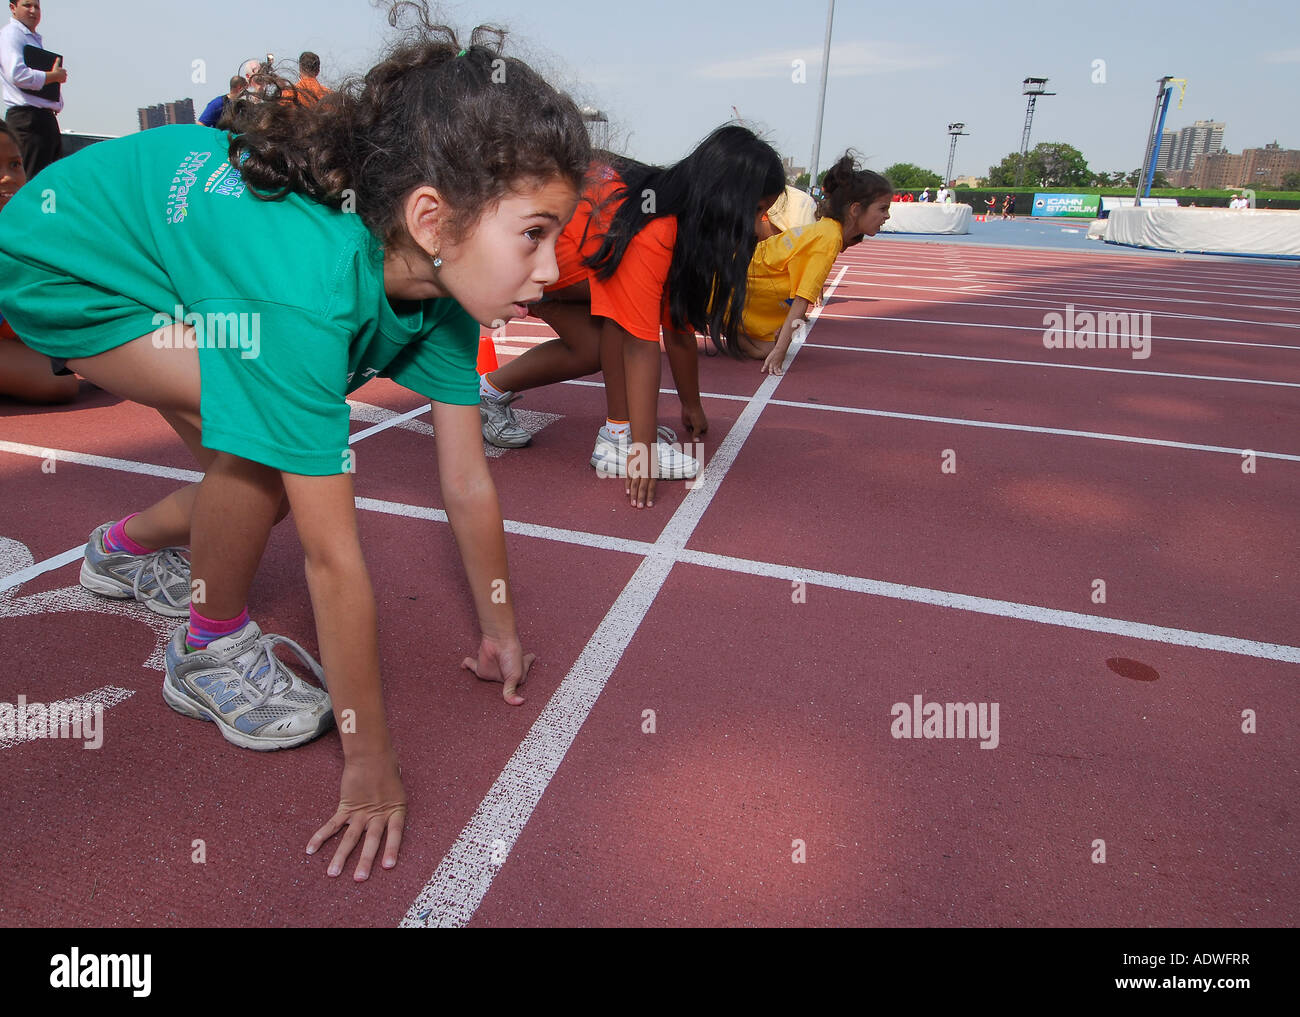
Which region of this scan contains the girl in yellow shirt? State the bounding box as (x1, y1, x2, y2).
(740, 154, 892, 374)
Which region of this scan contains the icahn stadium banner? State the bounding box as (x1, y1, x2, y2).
(1032, 193, 1101, 218)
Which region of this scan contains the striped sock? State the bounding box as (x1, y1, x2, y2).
(103, 513, 153, 555)
(186, 606, 251, 652)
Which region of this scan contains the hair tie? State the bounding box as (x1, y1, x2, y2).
(457, 48, 468, 57)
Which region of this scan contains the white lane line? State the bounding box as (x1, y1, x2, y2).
(0, 440, 202, 482)
(815, 312, 1300, 352)
(801, 345, 1300, 388)
(835, 265, 1300, 303)
(355, 496, 656, 558)
(399, 264, 850, 928)
(349, 403, 433, 444)
(676, 549, 1300, 664)
(561, 378, 752, 402)
(0, 685, 136, 750)
(764, 399, 1300, 461)
(0, 543, 87, 594)
(831, 277, 1300, 318)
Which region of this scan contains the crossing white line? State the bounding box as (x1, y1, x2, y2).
(398, 266, 851, 928)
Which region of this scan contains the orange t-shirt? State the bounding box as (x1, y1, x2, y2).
(550, 165, 678, 342)
(283, 76, 328, 106)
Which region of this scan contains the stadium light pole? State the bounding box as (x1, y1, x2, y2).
(1135, 77, 1185, 205)
(807, 0, 835, 194)
(945, 122, 969, 186)
(1016, 77, 1054, 187)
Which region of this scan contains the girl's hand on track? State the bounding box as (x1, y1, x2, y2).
(681, 402, 709, 440)
(307, 751, 406, 881)
(761, 347, 786, 375)
(626, 472, 656, 510)
(462, 634, 535, 706)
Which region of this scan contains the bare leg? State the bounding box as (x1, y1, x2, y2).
(0, 340, 80, 403)
(736, 335, 771, 360)
(68, 327, 288, 622)
(487, 300, 602, 394)
(67, 327, 288, 550)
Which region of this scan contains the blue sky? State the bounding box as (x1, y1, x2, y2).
(30, 0, 1300, 180)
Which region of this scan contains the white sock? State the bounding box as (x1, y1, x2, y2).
(480, 374, 507, 400)
(605, 419, 630, 438)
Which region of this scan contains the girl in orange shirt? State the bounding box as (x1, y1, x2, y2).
(479, 125, 785, 509)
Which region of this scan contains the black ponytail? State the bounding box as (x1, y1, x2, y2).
(584, 125, 785, 358)
(818, 152, 892, 222)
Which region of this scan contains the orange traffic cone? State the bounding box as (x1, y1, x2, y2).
(476, 333, 498, 375)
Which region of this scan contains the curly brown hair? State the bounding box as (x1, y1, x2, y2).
(228, 13, 590, 251)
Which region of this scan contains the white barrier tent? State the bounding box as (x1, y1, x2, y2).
(881, 203, 972, 235)
(1104, 207, 1300, 259)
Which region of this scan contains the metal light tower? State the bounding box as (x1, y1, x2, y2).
(807, 0, 835, 194)
(1135, 77, 1186, 204)
(945, 122, 969, 186)
(580, 106, 610, 152)
(1016, 77, 1054, 186)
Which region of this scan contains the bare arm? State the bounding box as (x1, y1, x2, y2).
(284, 470, 405, 881)
(664, 327, 708, 441)
(433, 400, 533, 704)
(761, 297, 811, 375)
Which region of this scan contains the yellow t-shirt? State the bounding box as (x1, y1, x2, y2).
(742, 218, 842, 341)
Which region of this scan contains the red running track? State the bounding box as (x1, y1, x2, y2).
(1, 238, 1296, 926)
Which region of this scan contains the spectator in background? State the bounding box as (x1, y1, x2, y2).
(198, 76, 246, 128)
(984, 194, 997, 218)
(1, 0, 68, 179)
(937, 184, 951, 203)
(918, 187, 931, 202)
(0, 120, 78, 402)
(900, 190, 914, 202)
(293, 51, 328, 105)
(238, 57, 265, 96)
(1002, 193, 1015, 220)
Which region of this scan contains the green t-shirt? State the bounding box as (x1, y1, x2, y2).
(0, 125, 478, 475)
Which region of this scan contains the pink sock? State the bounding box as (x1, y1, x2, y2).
(186, 606, 251, 651)
(103, 513, 154, 555)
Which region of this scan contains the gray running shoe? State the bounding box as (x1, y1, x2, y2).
(162, 620, 333, 751)
(480, 390, 532, 448)
(79, 521, 191, 618)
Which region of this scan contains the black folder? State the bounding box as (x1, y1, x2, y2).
(20, 45, 62, 102)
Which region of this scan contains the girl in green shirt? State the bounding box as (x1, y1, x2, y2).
(0, 24, 590, 881)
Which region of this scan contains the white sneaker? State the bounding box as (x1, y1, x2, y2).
(162, 621, 333, 751)
(590, 425, 699, 480)
(480, 390, 532, 448)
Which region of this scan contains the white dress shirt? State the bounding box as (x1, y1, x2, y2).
(1, 16, 64, 113)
